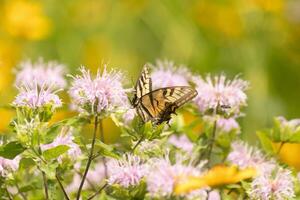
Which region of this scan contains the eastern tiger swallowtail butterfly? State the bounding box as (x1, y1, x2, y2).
(132, 65, 198, 124)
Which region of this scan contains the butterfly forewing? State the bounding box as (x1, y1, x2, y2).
(135, 65, 152, 98)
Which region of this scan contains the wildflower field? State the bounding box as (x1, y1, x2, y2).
(1, 0, 300, 200)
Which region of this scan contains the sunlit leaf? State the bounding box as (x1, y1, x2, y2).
(0, 141, 26, 159)
(42, 145, 69, 160)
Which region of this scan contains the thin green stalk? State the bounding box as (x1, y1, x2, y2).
(207, 119, 217, 166)
(276, 142, 285, 156)
(15, 181, 27, 200)
(76, 115, 99, 200)
(6, 188, 12, 200)
(55, 172, 70, 200)
(42, 172, 49, 200)
(36, 128, 48, 200)
(87, 183, 108, 200)
(131, 135, 144, 153)
(99, 119, 108, 178)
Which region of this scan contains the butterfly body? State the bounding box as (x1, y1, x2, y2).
(132, 65, 197, 124)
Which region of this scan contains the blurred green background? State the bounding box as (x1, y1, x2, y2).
(1, 0, 300, 143)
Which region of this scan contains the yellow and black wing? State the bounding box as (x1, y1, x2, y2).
(135, 65, 152, 99)
(132, 65, 152, 107)
(138, 86, 198, 124)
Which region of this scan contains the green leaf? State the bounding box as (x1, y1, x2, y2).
(256, 131, 274, 154)
(42, 145, 70, 160)
(95, 140, 120, 159)
(46, 117, 90, 142)
(19, 184, 41, 192)
(0, 141, 26, 159)
(288, 131, 300, 143)
(272, 118, 283, 141)
(19, 157, 35, 169)
(143, 121, 153, 138)
(40, 162, 59, 179)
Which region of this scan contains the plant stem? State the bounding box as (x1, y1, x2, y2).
(15, 181, 27, 200)
(207, 119, 217, 166)
(87, 183, 108, 200)
(36, 131, 49, 200)
(76, 115, 99, 200)
(132, 135, 144, 153)
(42, 171, 49, 200)
(6, 188, 12, 200)
(276, 142, 285, 155)
(99, 119, 108, 178)
(56, 172, 70, 200)
(75, 170, 98, 192)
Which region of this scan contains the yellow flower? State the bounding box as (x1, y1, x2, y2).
(2, 0, 52, 40)
(174, 165, 256, 195)
(250, 0, 283, 13)
(273, 142, 300, 170)
(0, 108, 15, 133)
(193, 1, 242, 38)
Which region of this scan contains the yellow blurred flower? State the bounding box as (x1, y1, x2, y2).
(273, 142, 300, 170)
(2, 0, 52, 40)
(250, 0, 283, 13)
(174, 165, 256, 195)
(0, 39, 19, 92)
(182, 111, 203, 134)
(193, 1, 243, 38)
(0, 108, 15, 133)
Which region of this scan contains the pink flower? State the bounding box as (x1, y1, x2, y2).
(227, 141, 266, 170)
(146, 155, 204, 198)
(15, 59, 67, 89)
(216, 117, 240, 133)
(107, 154, 145, 188)
(208, 190, 221, 200)
(168, 134, 194, 153)
(150, 60, 192, 89)
(250, 166, 295, 200)
(193, 75, 249, 115)
(41, 128, 81, 162)
(276, 116, 300, 132)
(13, 83, 62, 110)
(68, 66, 129, 115)
(203, 116, 240, 134)
(122, 109, 136, 125)
(0, 156, 20, 177)
(186, 189, 208, 199)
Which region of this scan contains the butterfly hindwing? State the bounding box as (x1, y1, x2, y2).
(139, 86, 198, 123)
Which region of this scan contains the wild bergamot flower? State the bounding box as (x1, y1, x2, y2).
(15, 59, 67, 89)
(250, 166, 295, 200)
(41, 128, 81, 163)
(0, 156, 20, 177)
(68, 66, 129, 116)
(193, 75, 249, 115)
(13, 83, 62, 111)
(227, 141, 266, 170)
(107, 154, 145, 188)
(150, 60, 192, 89)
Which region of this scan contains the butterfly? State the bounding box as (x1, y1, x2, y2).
(132, 65, 198, 124)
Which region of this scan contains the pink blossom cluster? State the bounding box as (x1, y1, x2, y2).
(68, 66, 129, 115)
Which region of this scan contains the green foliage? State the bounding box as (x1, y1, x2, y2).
(256, 130, 274, 154)
(109, 181, 147, 200)
(42, 145, 70, 160)
(257, 117, 300, 146)
(0, 141, 26, 159)
(95, 140, 120, 159)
